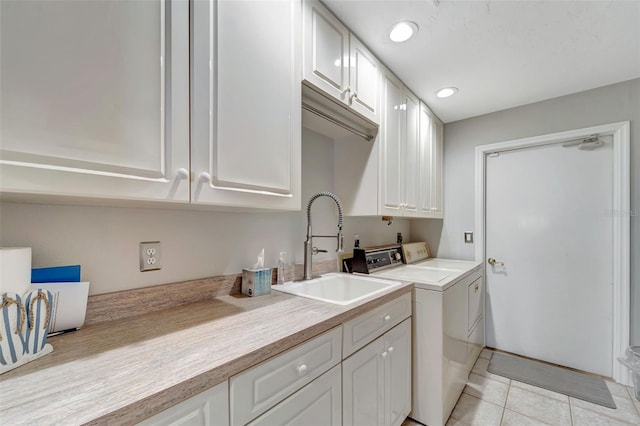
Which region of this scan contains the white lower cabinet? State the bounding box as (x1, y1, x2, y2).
(343, 333, 385, 426)
(386, 319, 413, 426)
(230, 326, 342, 425)
(248, 364, 342, 426)
(137, 381, 229, 426)
(343, 318, 412, 426)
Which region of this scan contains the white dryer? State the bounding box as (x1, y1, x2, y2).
(351, 242, 483, 426)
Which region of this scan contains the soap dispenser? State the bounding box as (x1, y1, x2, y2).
(276, 252, 286, 284)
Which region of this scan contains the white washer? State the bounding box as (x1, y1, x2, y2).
(357, 243, 483, 426)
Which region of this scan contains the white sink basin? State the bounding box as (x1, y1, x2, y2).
(272, 272, 402, 305)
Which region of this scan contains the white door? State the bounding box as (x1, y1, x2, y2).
(485, 136, 614, 376)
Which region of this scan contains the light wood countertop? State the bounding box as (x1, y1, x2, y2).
(0, 282, 413, 425)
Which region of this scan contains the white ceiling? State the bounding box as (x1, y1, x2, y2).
(323, 0, 640, 123)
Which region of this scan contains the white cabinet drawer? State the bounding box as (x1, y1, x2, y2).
(137, 381, 228, 426)
(467, 276, 483, 332)
(247, 364, 342, 426)
(230, 326, 342, 425)
(343, 292, 411, 358)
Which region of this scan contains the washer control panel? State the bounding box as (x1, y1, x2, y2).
(351, 245, 404, 274)
(401, 242, 431, 264)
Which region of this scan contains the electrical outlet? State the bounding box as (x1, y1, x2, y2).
(140, 241, 162, 272)
(464, 232, 474, 244)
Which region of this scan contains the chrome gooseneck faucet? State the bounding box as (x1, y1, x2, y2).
(304, 192, 344, 280)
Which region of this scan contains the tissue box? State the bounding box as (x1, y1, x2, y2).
(242, 268, 272, 297)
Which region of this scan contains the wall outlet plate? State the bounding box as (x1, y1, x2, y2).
(464, 232, 474, 244)
(140, 241, 162, 272)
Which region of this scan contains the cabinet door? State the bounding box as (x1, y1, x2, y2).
(248, 364, 342, 426)
(192, 0, 301, 210)
(0, 0, 190, 202)
(385, 319, 412, 426)
(379, 70, 404, 216)
(137, 381, 229, 426)
(402, 90, 420, 216)
(343, 336, 385, 426)
(348, 35, 379, 124)
(431, 116, 444, 217)
(418, 102, 434, 217)
(303, 0, 349, 103)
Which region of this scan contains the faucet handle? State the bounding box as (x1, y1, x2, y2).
(312, 247, 328, 255)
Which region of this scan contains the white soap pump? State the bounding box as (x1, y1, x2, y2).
(277, 252, 287, 285)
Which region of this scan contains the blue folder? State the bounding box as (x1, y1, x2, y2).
(31, 265, 81, 283)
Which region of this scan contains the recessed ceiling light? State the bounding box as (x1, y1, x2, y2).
(436, 87, 458, 98)
(389, 21, 418, 43)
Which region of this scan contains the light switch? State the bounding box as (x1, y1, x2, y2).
(464, 232, 473, 244)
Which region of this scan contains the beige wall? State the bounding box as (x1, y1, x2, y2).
(410, 78, 640, 344)
(0, 128, 409, 295)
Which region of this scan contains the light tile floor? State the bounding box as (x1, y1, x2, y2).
(403, 348, 640, 426)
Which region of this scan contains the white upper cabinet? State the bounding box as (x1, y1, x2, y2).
(431, 115, 444, 217)
(303, 0, 379, 124)
(379, 70, 404, 215)
(419, 103, 434, 217)
(191, 0, 301, 210)
(419, 103, 444, 218)
(348, 35, 379, 123)
(379, 68, 421, 217)
(0, 0, 190, 202)
(303, 0, 349, 103)
(402, 91, 420, 216)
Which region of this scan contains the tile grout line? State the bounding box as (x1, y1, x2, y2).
(568, 394, 574, 426)
(498, 379, 511, 425)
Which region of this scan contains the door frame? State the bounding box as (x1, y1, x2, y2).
(474, 121, 630, 384)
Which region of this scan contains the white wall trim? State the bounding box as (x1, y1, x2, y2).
(474, 121, 631, 384)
